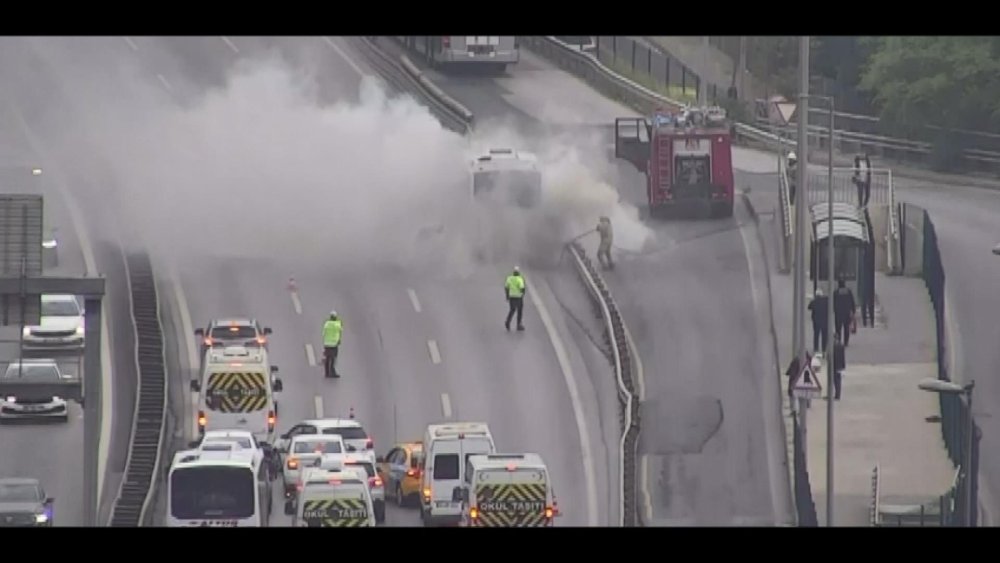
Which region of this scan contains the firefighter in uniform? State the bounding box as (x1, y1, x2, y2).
(322, 311, 343, 378)
(596, 216, 614, 270)
(504, 267, 526, 332)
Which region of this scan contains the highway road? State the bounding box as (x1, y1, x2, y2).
(12, 36, 617, 527)
(392, 43, 792, 525)
(0, 42, 137, 526)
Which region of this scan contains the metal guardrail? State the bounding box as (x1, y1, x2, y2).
(108, 252, 167, 526)
(565, 242, 639, 527)
(870, 464, 881, 526)
(360, 37, 639, 526)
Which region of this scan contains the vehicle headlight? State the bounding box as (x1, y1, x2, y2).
(35, 513, 48, 523)
(23, 326, 31, 337)
(4, 396, 15, 403)
(75, 326, 84, 336)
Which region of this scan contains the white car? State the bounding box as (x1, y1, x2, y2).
(22, 295, 84, 352)
(274, 417, 374, 455)
(0, 360, 70, 422)
(279, 434, 346, 498)
(342, 455, 385, 524)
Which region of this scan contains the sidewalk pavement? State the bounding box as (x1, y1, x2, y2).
(758, 209, 956, 526)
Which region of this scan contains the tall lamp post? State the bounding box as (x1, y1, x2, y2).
(918, 377, 976, 526)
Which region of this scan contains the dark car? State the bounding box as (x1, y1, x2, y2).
(0, 478, 54, 527)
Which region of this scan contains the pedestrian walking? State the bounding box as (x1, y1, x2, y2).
(852, 154, 872, 208)
(596, 216, 614, 270)
(504, 266, 526, 332)
(808, 288, 829, 353)
(833, 278, 856, 347)
(832, 332, 846, 400)
(786, 151, 798, 206)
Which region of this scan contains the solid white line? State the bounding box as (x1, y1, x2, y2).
(527, 274, 599, 526)
(641, 455, 654, 523)
(156, 74, 173, 92)
(8, 101, 116, 509)
(305, 343, 317, 367)
(290, 291, 303, 315)
(220, 36, 239, 54)
(322, 36, 367, 77)
(171, 275, 200, 443)
(123, 37, 138, 52)
(427, 340, 442, 365)
(407, 288, 422, 313)
(314, 395, 325, 419)
(440, 393, 452, 418)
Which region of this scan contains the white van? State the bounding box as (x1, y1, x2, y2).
(460, 453, 558, 527)
(420, 422, 495, 526)
(191, 346, 283, 444)
(287, 468, 376, 527)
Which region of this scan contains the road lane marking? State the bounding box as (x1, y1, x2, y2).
(290, 291, 303, 315)
(427, 340, 441, 364)
(314, 395, 325, 418)
(156, 74, 173, 92)
(527, 274, 599, 526)
(5, 101, 116, 511)
(322, 36, 367, 77)
(305, 343, 316, 367)
(220, 36, 239, 54)
(407, 288, 422, 313)
(641, 455, 654, 523)
(171, 275, 200, 443)
(440, 393, 452, 418)
(123, 37, 138, 52)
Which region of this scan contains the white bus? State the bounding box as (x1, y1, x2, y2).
(167, 442, 273, 527)
(471, 148, 542, 209)
(190, 345, 283, 444)
(398, 36, 519, 72)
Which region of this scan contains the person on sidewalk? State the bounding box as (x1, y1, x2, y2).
(808, 288, 829, 353)
(834, 278, 857, 346)
(832, 332, 846, 400)
(852, 154, 872, 208)
(786, 151, 798, 206)
(504, 266, 526, 332)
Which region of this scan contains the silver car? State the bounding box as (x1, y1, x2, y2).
(0, 478, 54, 527)
(22, 295, 84, 352)
(0, 360, 71, 422)
(343, 457, 385, 524)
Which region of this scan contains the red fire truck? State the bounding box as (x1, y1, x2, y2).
(613, 106, 735, 218)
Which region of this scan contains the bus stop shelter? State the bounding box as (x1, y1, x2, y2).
(809, 202, 870, 299)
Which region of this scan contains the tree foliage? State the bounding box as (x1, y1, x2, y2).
(860, 37, 1000, 135)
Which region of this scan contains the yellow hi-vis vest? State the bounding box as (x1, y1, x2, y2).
(505, 274, 525, 298)
(323, 319, 343, 347)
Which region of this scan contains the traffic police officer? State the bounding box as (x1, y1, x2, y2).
(596, 216, 614, 270)
(322, 311, 343, 378)
(504, 267, 526, 332)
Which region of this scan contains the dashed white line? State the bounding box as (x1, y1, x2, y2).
(156, 73, 173, 92)
(427, 340, 442, 365)
(314, 395, 325, 419)
(123, 37, 138, 52)
(290, 291, 303, 315)
(322, 36, 367, 77)
(407, 288, 422, 313)
(305, 343, 317, 367)
(440, 393, 452, 418)
(220, 36, 239, 54)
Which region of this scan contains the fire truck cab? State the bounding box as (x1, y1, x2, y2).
(614, 105, 735, 219)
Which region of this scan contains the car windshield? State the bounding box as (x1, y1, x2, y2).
(3, 362, 60, 380)
(41, 298, 80, 317)
(0, 483, 40, 503)
(322, 427, 368, 440)
(210, 326, 257, 340)
(169, 467, 254, 519)
(293, 440, 342, 454)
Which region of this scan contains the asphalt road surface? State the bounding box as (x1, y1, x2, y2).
(391, 42, 792, 525)
(10, 36, 616, 527)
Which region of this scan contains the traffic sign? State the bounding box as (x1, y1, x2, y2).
(792, 362, 822, 400)
(775, 101, 798, 125)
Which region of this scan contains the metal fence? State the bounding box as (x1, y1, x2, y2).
(791, 416, 819, 527)
(593, 37, 708, 104)
(920, 209, 981, 526)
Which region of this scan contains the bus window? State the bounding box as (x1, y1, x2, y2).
(170, 467, 255, 520)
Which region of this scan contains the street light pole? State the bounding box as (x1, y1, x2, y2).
(824, 94, 835, 528)
(794, 36, 810, 366)
(964, 381, 976, 526)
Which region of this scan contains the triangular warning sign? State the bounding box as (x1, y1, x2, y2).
(793, 364, 822, 393)
(775, 101, 798, 124)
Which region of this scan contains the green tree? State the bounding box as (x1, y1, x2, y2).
(860, 36, 1000, 136)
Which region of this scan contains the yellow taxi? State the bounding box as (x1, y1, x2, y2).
(376, 442, 424, 507)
